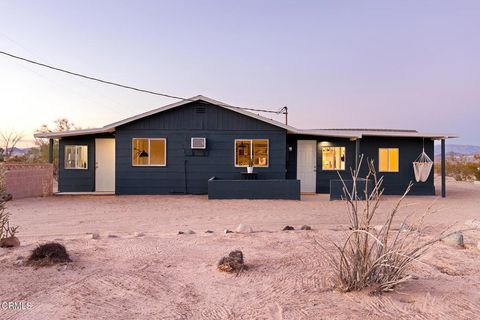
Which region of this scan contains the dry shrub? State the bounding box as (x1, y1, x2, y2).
(322, 157, 471, 295)
(27, 242, 71, 266)
(218, 250, 245, 273)
(0, 165, 18, 240)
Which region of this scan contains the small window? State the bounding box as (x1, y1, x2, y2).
(65, 145, 88, 169)
(379, 148, 399, 172)
(132, 138, 166, 166)
(235, 139, 269, 167)
(322, 146, 345, 170)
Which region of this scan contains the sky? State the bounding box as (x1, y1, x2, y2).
(0, 0, 479, 147)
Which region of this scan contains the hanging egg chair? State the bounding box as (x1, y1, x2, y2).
(413, 148, 433, 183)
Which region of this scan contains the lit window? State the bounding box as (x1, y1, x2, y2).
(65, 145, 88, 169)
(235, 139, 269, 167)
(132, 138, 166, 166)
(322, 147, 345, 170)
(379, 148, 399, 172)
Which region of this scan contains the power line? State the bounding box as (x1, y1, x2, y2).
(0, 50, 287, 115)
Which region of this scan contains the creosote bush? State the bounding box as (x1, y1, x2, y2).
(321, 157, 469, 295)
(27, 242, 71, 266)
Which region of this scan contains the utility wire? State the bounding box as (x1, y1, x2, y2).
(0, 50, 287, 115)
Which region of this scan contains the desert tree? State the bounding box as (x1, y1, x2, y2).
(1, 130, 24, 159)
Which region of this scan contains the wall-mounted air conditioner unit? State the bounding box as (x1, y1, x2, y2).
(191, 137, 206, 149)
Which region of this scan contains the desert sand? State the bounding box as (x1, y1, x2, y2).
(1, 178, 480, 319)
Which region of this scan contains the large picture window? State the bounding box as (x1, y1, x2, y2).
(132, 138, 166, 166)
(65, 145, 88, 169)
(322, 146, 345, 170)
(235, 139, 269, 167)
(379, 148, 399, 172)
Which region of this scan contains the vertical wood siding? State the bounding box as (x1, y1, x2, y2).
(115, 101, 287, 195)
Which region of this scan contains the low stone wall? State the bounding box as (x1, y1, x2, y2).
(3, 164, 53, 199)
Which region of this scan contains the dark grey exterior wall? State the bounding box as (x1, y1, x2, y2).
(58, 134, 113, 192)
(287, 135, 435, 195)
(358, 137, 435, 195)
(286, 135, 356, 193)
(115, 101, 287, 195)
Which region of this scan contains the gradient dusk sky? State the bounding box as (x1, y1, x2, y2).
(1, 0, 479, 146)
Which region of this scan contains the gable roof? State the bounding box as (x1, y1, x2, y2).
(35, 95, 297, 138)
(34, 95, 457, 140)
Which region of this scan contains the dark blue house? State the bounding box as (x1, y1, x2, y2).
(35, 95, 455, 199)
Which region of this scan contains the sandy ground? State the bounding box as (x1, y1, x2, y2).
(1, 178, 480, 319)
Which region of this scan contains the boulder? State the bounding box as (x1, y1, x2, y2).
(185, 230, 195, 235)
(235, 224, 253, 233)
(133, 232, 145, 237)
(86, 233, 100, 240)
(0, 236, 20, 248)
(218, 250, 245, 273)
(282, 226, 295, 231)
(205, 230, 214, 234)
(224, 229, 233, 234)
(300, 225, 312, 231)
(443, 232, 464, 248)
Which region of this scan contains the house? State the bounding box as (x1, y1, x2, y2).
(35, 95, 455, 198)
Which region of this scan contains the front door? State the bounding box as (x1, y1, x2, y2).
(297, 140, 317, 193)
(95, 139, 115, 192)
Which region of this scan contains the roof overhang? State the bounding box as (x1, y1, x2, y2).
(34, 127, 114, 139)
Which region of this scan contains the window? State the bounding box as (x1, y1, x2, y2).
(379, 148, 399, 172)
(322, 146, 345, 170)
(132, 138, 166, 166)
(65, 145, 88, 169)
(235, 139, 269, 167)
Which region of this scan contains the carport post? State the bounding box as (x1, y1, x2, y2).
(48, 139, 54, 163)
(355, 138, 361, 170)
(441, 138, 446, 198)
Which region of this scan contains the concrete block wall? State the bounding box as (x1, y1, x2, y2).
(4, 164, 53, 199)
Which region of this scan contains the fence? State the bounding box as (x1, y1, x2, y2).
(3, 163, 53, 199)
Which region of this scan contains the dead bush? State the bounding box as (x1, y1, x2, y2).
(0, 165, 19, 241)
(321, 157, 471, 295)
(27, 242, 71, 266)
(218, 250, 245, 273)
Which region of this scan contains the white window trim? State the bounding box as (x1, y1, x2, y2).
(132, 138, 167, 167)
(321, 146, 346, 171)
(378, 148, 400, 173)
(64, 145, 88, 170)
(234, 139, 270, 168)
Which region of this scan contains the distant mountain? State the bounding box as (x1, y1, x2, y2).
(434, 144, 480, 156)
(6, 147, 31, 156)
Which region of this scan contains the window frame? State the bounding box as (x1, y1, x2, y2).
(131, 138, 167, 167)
(378, 147, 400, 173)
(234, 139, 270, 168)
(321, 146, 346, 171)
(64, 145, 88, 170)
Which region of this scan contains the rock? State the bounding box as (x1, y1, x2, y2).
(399, 223, 413, 232)
(1, 193, 13, 202)
(133, 232, 145, 237)
(107, 233, 119, 238)
(300, 225, 312, 231)
(179, 230, 195, 235)
(86, 233, 100, 240)
(443, 232, 464, 247)
(0, 236, 20, 248)
(282, 225, 295, 231)
(224, 229, 233, 234)
(218, 250, 245, 273)
(205, 230, 214, 234)
(235, 224, 253, 233)
(14, 256, 24, 267)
